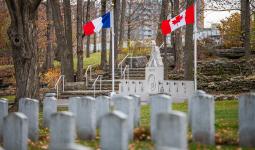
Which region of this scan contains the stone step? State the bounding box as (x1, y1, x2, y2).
(65, 82, 85, 90)
(59, 90, 112, 99)
(86, 85, 120, 90)
(115, 68, 145, 71)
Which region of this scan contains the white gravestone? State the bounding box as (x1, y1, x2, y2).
(112, 95, 134, 140)
(0, 98, 8, 141)
(19, 98, 39, 141)
(156, 111, 187, 150)
(72, 96, 96, 140)
(96, 96, 110, 128)
(189, 90, 206, 126)
(130, 95, 141, 127)
(238, 93, 255, 147)
(3, 112, 28, 150)
(49, 112, 91, 150)
(100, 111, 128, 150)
(68, 97, 80, 117)
(150, 94, 172, 141)
(43, 95, 57, 128)
(191, 93, 215, 145)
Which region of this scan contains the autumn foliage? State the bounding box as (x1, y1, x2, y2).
(41, 68, 60, 88)
(218, 13, 242, 49)
(217, 13, 255, 51)
(0, 3, 10, 50)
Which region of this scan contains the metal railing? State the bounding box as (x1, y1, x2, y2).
(85, 64, 94, 87)
(92, 75, 102, 97)
(118, 54, 129, 74)
(121, 65, 129, 80)
(54, 75, 65, 99)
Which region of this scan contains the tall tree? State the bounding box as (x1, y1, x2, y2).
(156, 0, 169, 79)
(126, 1, 146, 51)
(114, 0, 121, 63)
(44, 0, 55, 71)
(101, 0, 107, 69)
(173, 0, 183, 72)
(77, 0, 84, 81)
(241, 0, 251, 56)
(5, 0, 42, 101)
(93, 33, 97, 53)
(86, 0, 91, 58)
(119, 0, 126, 50)
(156, 0, 168, 46)
(92, 1, 97, 54)
(51, 0, 74, 82)
(184, 0, 194, 80)
(63, 0, 74, 78)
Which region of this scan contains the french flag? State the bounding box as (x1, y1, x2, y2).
(161, 4, 194, 35)
(83, 12, 111, 36)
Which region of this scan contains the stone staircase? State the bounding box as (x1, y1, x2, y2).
(57, 67, 146, 100)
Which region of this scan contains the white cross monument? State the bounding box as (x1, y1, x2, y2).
(119, 42, 195, 102)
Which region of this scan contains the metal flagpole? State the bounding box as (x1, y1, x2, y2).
(194, 0, 198, 91)
(111, 10, 115, 95)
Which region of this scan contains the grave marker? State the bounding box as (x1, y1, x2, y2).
(156, 111, 187, 150)
(0, 98, 8, 141)
(43, 95, 57, 128)
(69, 96, 96, 140)
(239, 93, 255, 147)
(49, 112, 91, 150)
(96, 96, 110, 128)
(150, 94, 172, 141)
(130, 95, 141, 127)
(191, 93, 215, 145)
(112, 95, 134, 140)
(3, 112, 28, 150)
(100, 111, 128, 150)
(19, 98, 39, 141)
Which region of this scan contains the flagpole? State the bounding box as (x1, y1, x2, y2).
(194, 0, 198, 91)
(111, 10, 115, 95)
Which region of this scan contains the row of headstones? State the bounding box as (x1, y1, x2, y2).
(0, 91, 255, 149)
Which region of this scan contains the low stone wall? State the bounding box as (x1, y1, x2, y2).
(198, 59, 255, 76)
(197, 58, 255, 95)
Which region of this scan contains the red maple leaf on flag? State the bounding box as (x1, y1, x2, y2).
(172, 15, 183, 25)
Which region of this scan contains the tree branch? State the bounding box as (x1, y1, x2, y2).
(204, 8, 240, 11)
(32, 0, 42, 12)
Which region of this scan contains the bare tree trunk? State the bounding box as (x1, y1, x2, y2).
(101, 0, 107, 69)
(5, 0, 42, 102)
(127, 23, 131, 51)
(119, 0, 126, 50)
(86, 0, 91, 58)
(241, 0, 251, 56)
(156, 0, 169, 46)
(51, 0, 74, 82)
(170, 1, 176, 64)
(173, 0, 183, 72)
(44, 0, 55, 70)
(184, 0, 194, 80)
(93, 33, 97, 53)
(114, 0, 121, 64)
(77, 0, 84, 81)
(156, 0, 169, 79)
(63, 0, 74, 79)
(127, 5, 131, 51)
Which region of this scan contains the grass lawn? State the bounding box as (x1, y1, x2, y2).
(54, 51, 127, 71)
(25, 100, 245, 150)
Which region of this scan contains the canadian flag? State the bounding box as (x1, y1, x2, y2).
(161, 4, 194, 35)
